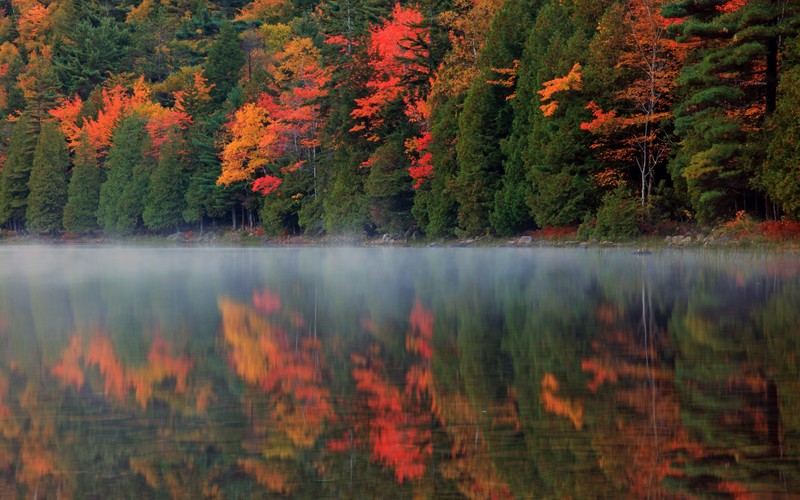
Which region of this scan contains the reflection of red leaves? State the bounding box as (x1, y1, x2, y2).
(406, 299, 433, 359)
(351, 350, 431, 483)
(253, 288, 282, 315)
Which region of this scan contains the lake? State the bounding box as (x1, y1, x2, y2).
(0, 245, 799, 498)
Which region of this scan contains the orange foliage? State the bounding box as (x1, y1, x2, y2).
(219, 38, 329, 194)
(717, 0, 747, 13)
(86, 335, 126, 400)
(235, 0, 291, 22)
(49, 95, 85, 151)
(540, 373, 583, 429)
(85, 333, 193, 408)
(50, 78, 189, 156)
(486, 60, 518, 100)
(51, 335, 85, 389)
(758, 219, 800, 242)
(538, 63, 582, 117)
(0, 373, 9, 419)
(238, 458, 294, 494)
(219, 298, 334, 448)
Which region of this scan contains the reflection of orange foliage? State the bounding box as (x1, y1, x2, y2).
(51, 335, 85, 389)
(86, 335, 126, 400)
(219, 298, 333, 448)
(238, 458, 294, 494)
(85, 334, 193, 408)
(437, 392, 514, 499)
(18, 445, 54, 485)
(581, 359, 618, 393)
(0, 374, 9, 419)
(130, 456, 160, 489)
(541, 373, 583, 430)
(253, 288, 282, 315)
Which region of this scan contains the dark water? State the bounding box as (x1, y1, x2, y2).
(1, 245, 799, 498)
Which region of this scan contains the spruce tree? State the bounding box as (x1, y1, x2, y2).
(97, 115, 152, 234)
(63, 133, 103, 233)
(0, 114, 38, 231)
(205, 21, 245, 105)
(143, 133, 186, 232)
(26, 121, 70, 234)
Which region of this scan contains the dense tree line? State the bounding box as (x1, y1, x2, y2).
(0, 0, 798, 237)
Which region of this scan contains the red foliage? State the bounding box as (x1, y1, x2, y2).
(350, 3, 429, 137)
(757, 219, 800, 241)
(252, 175, 283, 195)
(253, 288, 282, 315)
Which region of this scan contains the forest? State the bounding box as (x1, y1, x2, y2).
(0, 0, 798, 238)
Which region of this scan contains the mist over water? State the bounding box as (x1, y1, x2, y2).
(0, 245, 799, 497)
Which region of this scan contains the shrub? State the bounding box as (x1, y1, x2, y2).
(591, 187, 640, 240)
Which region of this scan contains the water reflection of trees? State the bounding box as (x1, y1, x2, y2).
(0, 250, 799, 497)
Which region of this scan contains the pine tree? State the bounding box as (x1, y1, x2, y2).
(143, 132, 186, 232)
(205, 21, 245, 105)
(63, 133, 103, 233)
(665, 0, 800, 222)
(0, 114, 38, 230)
(97, 115, 153, 234)
(26, 120, 70, 234)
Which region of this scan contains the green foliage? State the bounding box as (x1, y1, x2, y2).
(143, 135, 186, 232)
(761, 37, 800, 219)
(53, 17, 131, 99)
(365, 137, 413, 234)
(25, 121, 70, 234)
(205, 21, 245, 105)
(0, 114, 37, 229)
(412, 96, 460, 238)
(63, 134, 103, 233)
(97, 115, 153, 235)
(590, 186, 640, 240)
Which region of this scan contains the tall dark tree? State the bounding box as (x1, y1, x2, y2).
(53, 17, 131, 99)
(665, 0, 800, 223)
(204, 21, 245, 105)
(0, 114, 38, 231)
(63, 133, 103, 233)
(25, 121, 69, 233)
(97, 115, 153, 234)
(143, 131, 186, 232)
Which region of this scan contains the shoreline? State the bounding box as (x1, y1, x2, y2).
(3, 228, 800, 252)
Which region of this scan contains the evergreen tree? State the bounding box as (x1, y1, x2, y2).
(205, 21, 245, 105)
(143, 132, 186, 232)
(365, 136, 414, 234)
(25, 121, 70, 234)
(63, 133, 103, 233)
(522, 0, 604, 227)
(25, 122, 69, 233)
(452, 0, 541, 236)
(761, 35, 800, 219)
(665, 0, 800, 222)
(0, 114, 38, 230)
(53, 17, 131, 99)
(97, 115, 153, 234)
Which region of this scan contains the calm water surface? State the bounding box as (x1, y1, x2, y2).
(1, 245, 799, 498)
